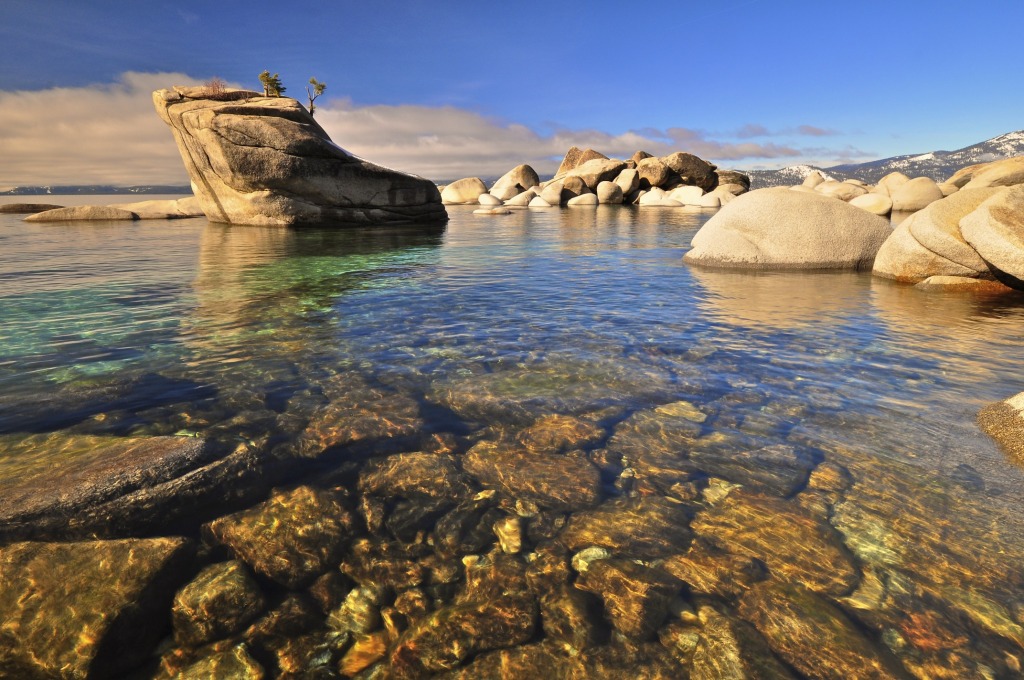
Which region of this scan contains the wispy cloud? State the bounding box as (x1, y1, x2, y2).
(0, 72, 873, 187)
(731, 123, 841, 139)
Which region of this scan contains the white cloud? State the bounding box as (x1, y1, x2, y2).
(0, 72, 874, 186)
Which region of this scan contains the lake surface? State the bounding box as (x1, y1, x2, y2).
(1, 198, 1023, 677)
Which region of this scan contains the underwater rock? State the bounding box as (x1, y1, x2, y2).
(0, 537, 193, 679)
(690, 606, 797, 680)
(515, 413, 606, 453)
(328, 585, 383, 636)
(433, 493, 505, 556)
(541, 583, 604, 652)
(172, 560, 266, 647)
(171, 643, 266, 680)
(739, 582, 909, 679)
(690, 444, 816, 497)
(341, 538, 429, 591)
(358, 451, 475, 500)
(691, 489, 859, 596)
(444, 641, 582, 679)
(560, 496, 694, 559)
(292, 384, 423, 459)
(463, 441, 602, 510)
(575, 558, 682, 640)
(339, 631, 389, 676)
(389, 596, 537, 675)
(660, 540, 769, 599)
(0, 433, 259, 542)
(205, 485, 355, 589)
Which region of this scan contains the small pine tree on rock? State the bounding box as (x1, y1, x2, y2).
(258, 70, 286, 97)
(306, 77, 326, 116)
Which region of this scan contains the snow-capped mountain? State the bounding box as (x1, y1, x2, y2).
(747, 130, 1024, 189)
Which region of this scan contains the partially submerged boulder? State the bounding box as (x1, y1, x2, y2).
(153, 86, 446, 226)
(978, 391, 1024, 464)
(24, 205, 139, 222)
(0, 203, 63, 214)
(683, 188, 892, 270)
(872, 188, 1004, 283)
(960, 185, 1024, 287)
(108, 197, 205, 219)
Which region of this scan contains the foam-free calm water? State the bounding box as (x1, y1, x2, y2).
(2, 198, 1023, 672)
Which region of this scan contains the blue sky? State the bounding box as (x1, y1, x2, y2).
(1, 0, 1022, 185)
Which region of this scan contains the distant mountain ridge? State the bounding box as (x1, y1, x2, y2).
(747, 130, 1024, 189)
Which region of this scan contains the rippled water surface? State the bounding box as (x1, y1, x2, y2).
(2, 198, 1024, 676)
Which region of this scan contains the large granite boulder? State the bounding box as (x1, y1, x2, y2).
(890, 176, 944, 212)
(565, 158, 627, 190)
(662, 152, 717, 190)
(960, 185, 1024, 287)
(491, 164, 539, 198)
(153, 86, 446, 226)
(872, 188, 1004, 283)
(441, 177, 487, 204)
(683, 188, 892, 270)
(0, 537, 194, 678)
(961, 155, 1024, 189)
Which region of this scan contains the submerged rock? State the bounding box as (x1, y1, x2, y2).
(0, 537, 194, 679)
(292, 382, 423, 459)
(0, 433, 257, 542)
(358, 451, 475, 500)
(107, 197, 204, 219)
(660, 541, 769, 599)
(739, 582, 908, 679)
(690, 606, 797, 680)
(560, 496, 693, 559)
(153, 86, 445, 226)
(205, 485, 355, 588)
(692, 490, 859, 596)
(463, 441, 602, 510)
(576, 559, 682, 640)
(172, 560, 266, 647)
(684, 188, 892, 270)
(390, 596, 537, 675)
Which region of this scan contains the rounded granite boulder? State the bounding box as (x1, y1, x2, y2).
(872, 188, 1004, 283)
(683, 188, 892, 270)
(960, 185, 1024, 288)
(890, 177, 944, 212)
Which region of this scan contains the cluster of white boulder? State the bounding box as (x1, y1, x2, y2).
(439, 146, 750, 215)
(685, 155, 1024, 292)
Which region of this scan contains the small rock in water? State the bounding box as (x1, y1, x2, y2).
(358, 451, 475, 500)
(463, 441, 602, 510)
(516, 414, 606, 453)
(172, 560, 266, 647)
(560, 495, 694, 559)
(739, 582, 907, 680)
(575, 558, 682, 640)
(328, 586, 383, 635)
(689, 606, 796, 680)
(493, 515, 523, 553)
(204, 485, 355, 589)
(571, 546, 613, 574)
(339, 631, 389, 676)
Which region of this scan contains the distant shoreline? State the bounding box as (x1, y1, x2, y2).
(0, 185, 192, 196)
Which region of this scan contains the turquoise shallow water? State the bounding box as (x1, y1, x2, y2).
(2, 198, 1024, 674)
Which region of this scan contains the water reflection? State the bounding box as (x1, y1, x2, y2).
(689, 268, 869, 330)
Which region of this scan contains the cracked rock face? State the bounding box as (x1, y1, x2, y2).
(153, 86, 447, 227)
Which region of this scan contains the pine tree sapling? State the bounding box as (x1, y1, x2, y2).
(306, 77, 326, 116)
